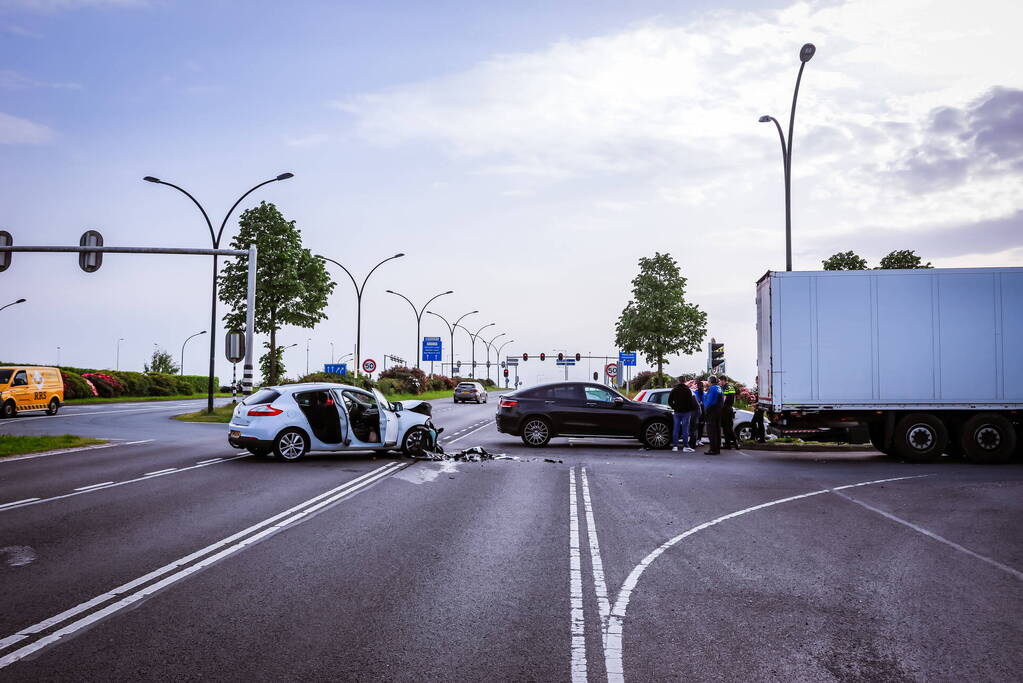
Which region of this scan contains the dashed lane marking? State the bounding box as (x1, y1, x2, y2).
(144, 468, 177, 476)
(73, 482, 113, 492)
(0, 498, 40, 510)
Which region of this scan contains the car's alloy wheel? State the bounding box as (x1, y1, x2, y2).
(402, 428, 428, 456)
(521, 418, 551, 447)
(735, 421, 752, 442)
(46, 398, 60, 416)
(642, 420, 671, 449)
(275, 429, 308, 461)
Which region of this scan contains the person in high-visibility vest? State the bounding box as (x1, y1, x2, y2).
(721, 383, 738, 449)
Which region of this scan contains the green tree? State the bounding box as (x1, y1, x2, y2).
(218, 202, 335, 386)
(614, 252, 707, 381)
(144, 347, 179, 374)
(258, 342, 286, 385)
(822, 250, 868, 270)
(878, 249, 933, 269)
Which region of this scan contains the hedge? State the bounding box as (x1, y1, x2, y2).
(2, 363, 218, 400)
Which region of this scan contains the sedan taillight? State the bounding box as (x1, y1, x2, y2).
(248, 404, 284, 416)
(499, 398, 518, 408)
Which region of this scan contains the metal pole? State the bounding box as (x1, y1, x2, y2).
(242, 244, 257, 394)
(785, 60, 807, 272)
(180, 330, 205, 375)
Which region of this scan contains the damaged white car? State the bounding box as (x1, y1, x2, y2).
(227, 383, 439, 461)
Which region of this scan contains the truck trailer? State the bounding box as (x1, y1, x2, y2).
(756, 268, 1023, 463)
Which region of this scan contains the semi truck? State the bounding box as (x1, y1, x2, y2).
(756, 268, 1022, 463)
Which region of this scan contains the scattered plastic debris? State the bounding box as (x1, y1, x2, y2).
(410, 443, 515, 462)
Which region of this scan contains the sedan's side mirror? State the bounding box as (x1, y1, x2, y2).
(613, 397, 624, 407)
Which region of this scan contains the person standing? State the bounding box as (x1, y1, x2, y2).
(721, 382, 738, 449)
(668, 376, 698, 453)
(691, 380, 706, 447)
(703, 376, 723, 455)
(751, 406, 767, 443)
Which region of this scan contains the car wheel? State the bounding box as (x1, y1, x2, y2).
(402, 427, 429, 457)
(894, 413, 947, 462)
(735, 421, 753, 442)
(641, 419, 671, 449)
(521, 417, 551, 448)
(274, 429, 308, 461)
(46, 398, 60, 416)
(2, 400, 16, 419)
(960, 413, 1016, 464)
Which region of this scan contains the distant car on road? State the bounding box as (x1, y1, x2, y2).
(633, 387, 766, 442)
(228, 383, 438, 461)
(495, 382, 673, 448)
(0, 366, 63, 418)
(454, 381, 488, 404)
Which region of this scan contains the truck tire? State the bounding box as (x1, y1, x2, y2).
(960, 414, 1016, 464)
(867, 423, 890, 455)
(893, 413, 947, 462)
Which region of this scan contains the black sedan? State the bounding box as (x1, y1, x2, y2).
(495, 382, 674, 448)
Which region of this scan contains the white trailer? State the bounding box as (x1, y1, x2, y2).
(756, 268, 1023, 463)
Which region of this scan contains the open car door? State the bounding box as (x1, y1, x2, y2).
(372, 388, 399, 447)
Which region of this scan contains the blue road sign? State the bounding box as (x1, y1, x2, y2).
(619, 352, 637, 366)
(422, 337, 443, 362)
(555, 359, 576, 366)
(324, 363, 348, 376)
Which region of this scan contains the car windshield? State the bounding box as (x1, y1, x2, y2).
(371, 388, 393, 412)
(243, 389, 280, 406)
(0, 370, 12, 384)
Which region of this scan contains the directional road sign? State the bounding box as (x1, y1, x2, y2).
(619, 352, 637, 367)
(422, 336, 442, 362)
(505, 356, 519, 366)
(555, 359, 576, 366)
(324, 363, 348, 376)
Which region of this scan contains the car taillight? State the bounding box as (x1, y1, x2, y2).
(499, 399, 517, 408)
(248, 404, 283, 416)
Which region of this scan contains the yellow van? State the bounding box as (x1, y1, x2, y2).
(0, 366, 64, 417)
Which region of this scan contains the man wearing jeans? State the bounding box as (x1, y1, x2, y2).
(668, 376, 698, 453)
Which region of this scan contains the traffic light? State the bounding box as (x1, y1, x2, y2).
(709, 342, 725, 370)
(575, 353, 581, 362)
(557, 352, 564, 361)
(522, 353, 529, 361)
(503, 368, 509, 378)
(540, 352, 546, 361)
(0, 231, 11, 272)
(79, 230, 103, 273)
(593, 371, 598, 381)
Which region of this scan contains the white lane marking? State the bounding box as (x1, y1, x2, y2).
(123, 439, 155, 446)
(445, 420, 492, 444)
(602, 474, 929, 683)
(0, 498, 40, 510)
(580, 468, 610, 645)
(197, 457, 223, 465)
(144, 468, 177, 477)
(73, 482, 113, 491)
(0, 455, 250, 513)
(568, 467, 588, 682)
(0, 462, 405, 667)
(835, 491, 1023, 582)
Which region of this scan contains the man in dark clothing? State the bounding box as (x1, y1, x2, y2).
(721, 383, 738, 449)
(667, 377, 698, 453)
(702, 376, 723, 454)
(751, 407, 767, 443)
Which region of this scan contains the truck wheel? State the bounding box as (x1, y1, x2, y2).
(894, 413, 947, 462)
(867, 423, 890, 455)
(46, 398, 60, 415)
(960, 414, 1016, 464)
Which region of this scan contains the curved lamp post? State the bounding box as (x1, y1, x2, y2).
(481, 332, 506, 384)
(317, 253, 404, 375)
(758, 42, 815, 271)
(386, 289, 453, 369)
(143, 172, 293, 412)
(180, 330, 206, 375)
(426, 310, 477, 378)
(455, 322, 495, 378)
(0, 298, 26, 312)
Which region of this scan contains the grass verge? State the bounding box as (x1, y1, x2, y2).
(65, 393, 233, 406)
(0, 434, 107, 458)
(173, 403, 237, 423)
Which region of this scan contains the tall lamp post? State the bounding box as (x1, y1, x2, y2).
(758, 42, 816, 272)
(426, 310, 477, 378)
(455, 322, 495, 378)
(0, 298, 26, 312)
(143, 172, 294, 412)
(495, 338, 514, 386)
(317, 253, 404, 376)
(386, 289, 453, 369)
(180, 330, 206, 375)
(481, 332, 506, 384)
(116, 338, 125, 371)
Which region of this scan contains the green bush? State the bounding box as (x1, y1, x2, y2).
(81, 373, 124, 398)
(110, 371, 151, 396)
(146, 373, 192, 396)
(177, 375, 217, 394)
(376, 378, 401, 395)
(61, 371, 95, 399)
(291, 372, 348, 385)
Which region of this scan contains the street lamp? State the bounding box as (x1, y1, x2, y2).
(481, 332, 506, 384)
(386, 289, 453, 369)
(427, 310, 477, 377)
(0, 298, 26, 312)
(143, 171, 294, 412)
(116, 338, 125, 371)
(758, 42, 816, 271)
(454, 322, 495, 378)
(180, 330, 206, 375)
(317, 253, 404, 376)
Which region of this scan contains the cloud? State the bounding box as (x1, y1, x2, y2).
(0, 69, 82, 90)
(0, 111, 55, 144)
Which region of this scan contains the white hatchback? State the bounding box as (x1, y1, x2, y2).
(228, 383, 437, 461)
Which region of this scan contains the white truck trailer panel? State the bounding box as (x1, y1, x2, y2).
(757, 268, 1023, 410)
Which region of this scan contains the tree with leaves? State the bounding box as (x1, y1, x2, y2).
(144, 347, 179, 374)
(218, 202, 335, 386)
(822, 251, 868, 270)
(614, 252, 707, 381)
(877, 249, 933, 269)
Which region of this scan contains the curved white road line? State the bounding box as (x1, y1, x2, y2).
(602, 474, 930, 683)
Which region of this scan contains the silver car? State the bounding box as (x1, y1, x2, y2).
(454, 381, 488, 404)
(228, 382, 437, 461)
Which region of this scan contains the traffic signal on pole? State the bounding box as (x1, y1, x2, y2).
(503, 368, 509, 377)
(557, 352, 564, 361)
(710, 342, 725, 370)
(522, 353, 528, 361)
(575, 353, 581, 362)
(593, 371, 598, 381)
(0, 231, 11, 272)
(79, 230, 103, 273)
(540, 352, 546, 361)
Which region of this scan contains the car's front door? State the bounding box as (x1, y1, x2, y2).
(372, 389, 399, 447)
(10, 370, 31, 410)
(582, 385, 636, 435)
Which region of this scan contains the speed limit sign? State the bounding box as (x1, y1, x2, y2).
(362, 358, 377, 373)
(605, 363, 618, 377)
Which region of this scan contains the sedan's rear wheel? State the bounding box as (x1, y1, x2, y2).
(521, 418, 551, 448)
(641, 420, 672, 449)
(274, 429, 308, 461)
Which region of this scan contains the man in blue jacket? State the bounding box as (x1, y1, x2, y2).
(702, 376, 723, 454)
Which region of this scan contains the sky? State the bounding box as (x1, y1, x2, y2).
(1, 0, 1021, 389)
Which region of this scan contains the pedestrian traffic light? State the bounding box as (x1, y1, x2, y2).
(503, 368, 509, 378)
(522, 353, 528, 361)
(540, 353, 546, 361)
(575, 353, 581, 362)
(557, 352, 564, 361)
(709, 342, 725, 370)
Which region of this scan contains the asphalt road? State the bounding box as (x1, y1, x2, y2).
(1, 395, 1021, 681)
